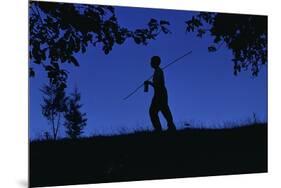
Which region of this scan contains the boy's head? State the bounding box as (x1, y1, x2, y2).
(150, 56, 161, 69)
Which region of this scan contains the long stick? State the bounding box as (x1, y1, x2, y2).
(123, 50, 192, 100)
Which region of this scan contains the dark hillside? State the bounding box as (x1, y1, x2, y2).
(29, 123, 267, 187)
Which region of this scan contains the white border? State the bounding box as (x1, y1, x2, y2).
(1, 0, 281, 188)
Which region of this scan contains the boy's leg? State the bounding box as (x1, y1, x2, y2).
(161, 104, 176, 131)
(149, 102, 162, 132)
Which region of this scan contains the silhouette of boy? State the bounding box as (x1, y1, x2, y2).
(144, 56, 176, 132)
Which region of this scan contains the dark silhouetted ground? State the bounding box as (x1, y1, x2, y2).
(29, 123, 267, 187)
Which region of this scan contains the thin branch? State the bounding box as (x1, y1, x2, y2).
(216, 41, 225, 51)
(55, 113, 61, 140)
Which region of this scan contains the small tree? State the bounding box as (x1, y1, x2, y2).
(64, 87, 87, 139)
(41, 80, 68, 140)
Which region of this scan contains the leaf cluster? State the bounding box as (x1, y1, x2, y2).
(186, 12, 267, 76)
(29, 1, 170, 78)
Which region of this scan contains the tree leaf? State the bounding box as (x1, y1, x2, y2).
(29, 68, 35, 77)
(160, 20, 170, 25)
(69, 56, 79, 66)
(208, 46, 217, 52)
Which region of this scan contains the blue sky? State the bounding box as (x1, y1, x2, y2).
(29, 5, 267, 139)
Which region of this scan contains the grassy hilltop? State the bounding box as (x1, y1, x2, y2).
(30, 123, 267, 187)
